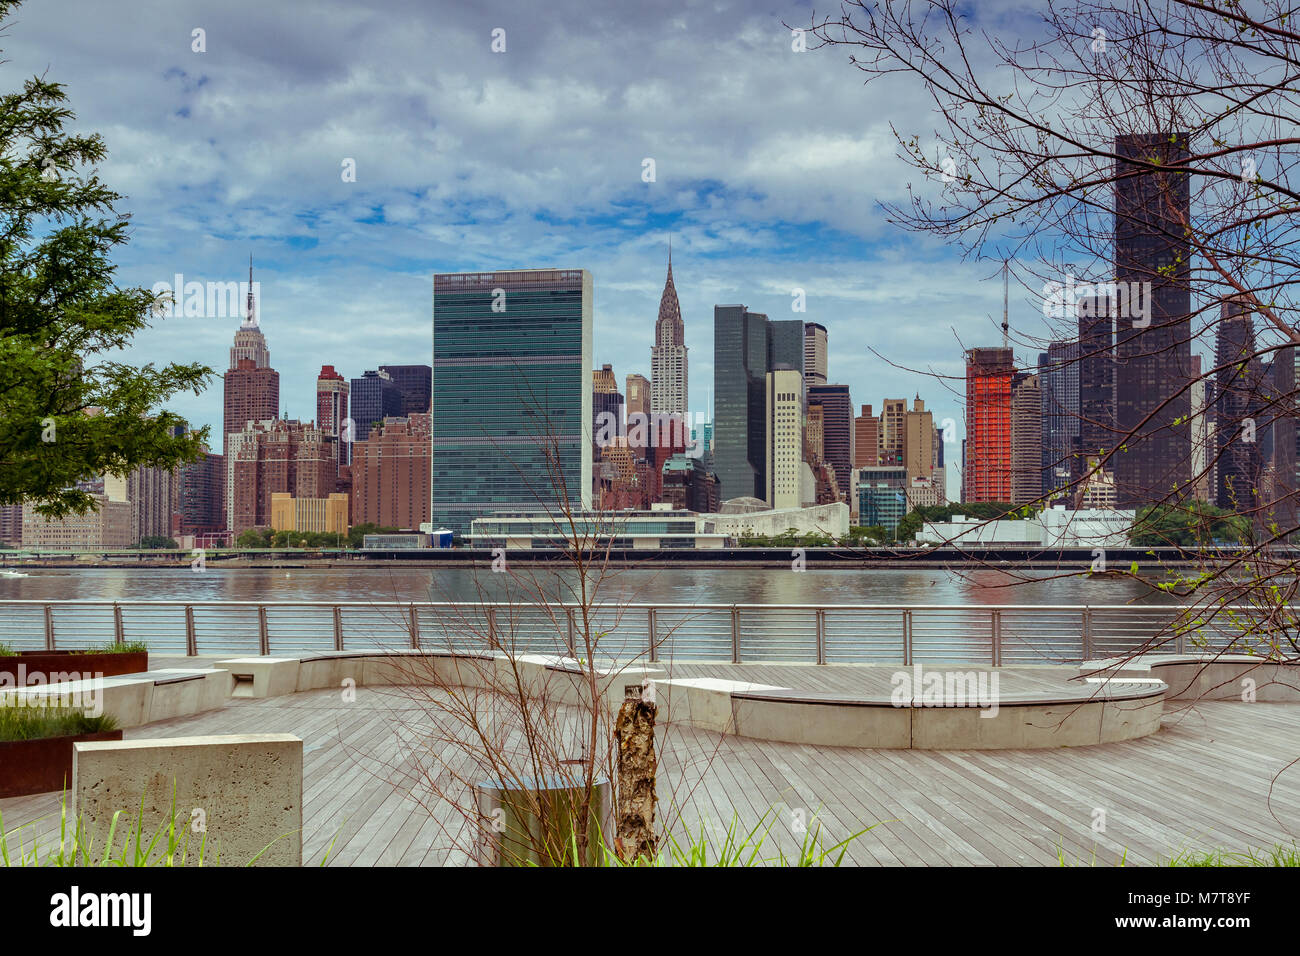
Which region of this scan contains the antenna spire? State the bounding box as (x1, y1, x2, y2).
(1002, 261, 1009, 349)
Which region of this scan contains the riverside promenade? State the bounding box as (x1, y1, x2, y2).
(3, 656, 1297, 865)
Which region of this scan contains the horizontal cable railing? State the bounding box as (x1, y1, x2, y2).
(0, 600, 1287, 665)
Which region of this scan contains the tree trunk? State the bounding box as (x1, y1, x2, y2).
(614, 693, 657, 864)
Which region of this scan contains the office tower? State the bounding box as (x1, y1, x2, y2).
(803, 323, 828, 388)
(228, 261, 268, 370)
(879, 398, 905, 467)
(625, 373, 651, 422)
(350, 412, 431, 529)
(1039, 341, 1080, 497)
(650, 251, 688, 416)
(1265, 345, 1297, 528)
(1189, 357, 1212, 501)
(1010, 372, 1042, 505)
(1214, 297, 1262, 510)
(317, 365, 350, 467)
(807, 384, 853, 501)
(226, 419, 340, 538)
(104, 463, 176, 544)
(593, 363, 625, 445)
(714, 305, 772, 501)
(766, 368, 804, 509)
(431, 269, 593, 534)
(769, 320, 806, 377)
(964, 348, 1014, 503)
(177, 450, 225, 537)
(1113, 133, 1194, 505)
(902, 397, 934, 484)
(853, 405, 879, 468)
(379, 364, 432, 416)
(350, 369, 403, 445)
(660, 455, 720, 513)
(1077, 297, 1115, 468)
(223, 359, 279, 459)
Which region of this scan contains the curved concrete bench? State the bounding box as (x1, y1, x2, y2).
(1080, 654, 1300, 702)
(0, 667, 229, 728)
(653, 673, 1166, 750)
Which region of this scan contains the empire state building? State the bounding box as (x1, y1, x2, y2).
(650, 247, 688, 417)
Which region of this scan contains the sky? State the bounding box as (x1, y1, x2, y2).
(9, 0, 1050, 488)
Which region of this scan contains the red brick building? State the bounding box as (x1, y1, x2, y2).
(227, 419, 338, 537)
(350, 413, 431, 529)
(223, 358, 279, 458)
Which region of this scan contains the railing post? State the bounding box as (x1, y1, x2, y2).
(730, 605, 741, 664)
(991, 610, 1002, 668)
(113, 603, 124, 647)
(815, 608, 826, 665)
(565, 607, 576, 658)
(333, 605, 344, 651)
(43, 603, 54, 651)
(647, 607, 658, 663)
(902, 609, 912, 666)
(1081, 607, 1093, 662)
(487, 607, 498, 650)
(408, 604, 420, 650)
(185, 605, 197, 656)
(258, 605, 270, 655)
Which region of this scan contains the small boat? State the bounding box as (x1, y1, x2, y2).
(0, 569, 29, 578)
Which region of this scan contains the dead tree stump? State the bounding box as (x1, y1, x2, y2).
(614, 688, 658, 864)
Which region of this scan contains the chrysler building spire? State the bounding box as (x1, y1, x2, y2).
(650, 243, 688, 416)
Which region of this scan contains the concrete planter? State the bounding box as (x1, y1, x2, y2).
(0, 730, 123, 798)
(1, 651, 148, 683)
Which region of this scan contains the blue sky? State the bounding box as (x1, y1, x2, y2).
(10, 0, 1051, 485)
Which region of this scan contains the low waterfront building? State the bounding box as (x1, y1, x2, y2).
(710, 500, 850, 539)
(363, 532, 432, 549)
(916, 506, 1134, 548)
(469, 506, 728, 549)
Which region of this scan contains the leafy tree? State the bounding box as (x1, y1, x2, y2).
(236, 528, 273, 549)
(136, 536, 178, 549)
(1132, 503, 1250, 548)
(0, 1, 212, 517)
(346, 522, 398, 548)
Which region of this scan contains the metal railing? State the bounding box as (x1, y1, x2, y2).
(0, 599, 1269, 665)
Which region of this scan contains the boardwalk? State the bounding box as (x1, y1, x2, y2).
(3, 661, 1298, 865)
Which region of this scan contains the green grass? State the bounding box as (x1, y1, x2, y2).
(1165, 844, 1300, 866)
(0, 703, 118, 742)
(0, 643, 15, 657)
(0, 787, 332, 867)
(75, 641, 148, 655)
(594, 807, 876, 867)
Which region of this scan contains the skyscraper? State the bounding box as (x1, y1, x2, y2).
(351, 412, 431, 529)
(222, 271, 278, 459)
(964, 348, 1014, 503)
(379, 364, 432, 416)
(650, 250, 688, 416)
(1215, 297, 1263, 511)
(431, 269, 593, 533)
(879, 398, 906, 467)
(223, 358, 279, 459)
(1038, 341, 1080, 497)
(625, 373, 651, 421)
(713, 305, 772, 501)
(350, 369, 403, 445)
(854, 404, 879, 468)
(317, 365, 350, 466)
(902, 397, 934, 485)
(807, 384, 853, 501)
(1010, 372, 1042, 505)
(592, 364, 625, 443)
(1113, 133, 1194, 505)
(766, 367, 804, 509)
(803, 323, 828, 388)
